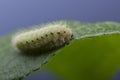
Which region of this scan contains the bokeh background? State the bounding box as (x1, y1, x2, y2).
(0, 0, 120, 36)
(0, 0, 120, 80)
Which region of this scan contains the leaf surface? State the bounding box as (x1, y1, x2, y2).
(0, 21, 120, 80)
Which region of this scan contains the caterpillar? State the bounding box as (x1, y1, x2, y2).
(12, 24, 73, 53)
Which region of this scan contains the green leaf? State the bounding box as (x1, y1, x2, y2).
(66, 21, 120, 39)
(47, 34, 120, 80)
(1, 21, 120, 80)
(0, 35, 58, 80)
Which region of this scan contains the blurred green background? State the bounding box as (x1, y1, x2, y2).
(42, 34, 120, 80)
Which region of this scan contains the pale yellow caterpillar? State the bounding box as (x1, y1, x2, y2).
(12, 24, 73, 53)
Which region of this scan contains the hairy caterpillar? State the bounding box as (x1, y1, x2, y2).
(12, 24, 73, 53)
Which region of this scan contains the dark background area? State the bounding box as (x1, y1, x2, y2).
(0, 0, 120, 80)
(0, 0, 120, 36)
